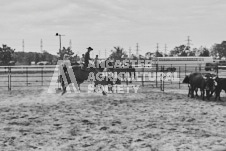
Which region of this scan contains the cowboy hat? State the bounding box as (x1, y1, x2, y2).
(87, 47, 93, 50)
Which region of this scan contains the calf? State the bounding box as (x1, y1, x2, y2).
(183, 75, 201, 97)
(188, 73, 216, 100)
(214, 77, 226, 101)
(204, 75, 216, 100)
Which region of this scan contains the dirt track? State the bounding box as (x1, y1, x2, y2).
(0, 86, 226, 151)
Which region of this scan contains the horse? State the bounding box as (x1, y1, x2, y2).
(59, 60, 115, 95)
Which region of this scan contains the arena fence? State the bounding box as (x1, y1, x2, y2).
(0, 64, 222, 92)
(0, 66, 56, 90)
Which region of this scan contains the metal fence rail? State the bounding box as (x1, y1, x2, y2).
(0, 64, 224, 91)
(0, 66, 57, 90)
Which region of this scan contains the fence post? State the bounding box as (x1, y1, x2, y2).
(160, 66, 164, 92)
(185, 64, 187, 76)
(142, 65, 144, 87)
(41, 67, 43, 86)
(8, 67, 11, 91)
(26, 67, 28, 86)
(163, 73, 164, 92)
(126, 71, 128, 86)
(156, 64, 158, 87)
(8, 67, 10, 91)
(170, 65, 172, 85)
(160, 66, 162, 91)
(179, 66, 181, 89)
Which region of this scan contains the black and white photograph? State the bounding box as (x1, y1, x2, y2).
(0, 0, 226, 150)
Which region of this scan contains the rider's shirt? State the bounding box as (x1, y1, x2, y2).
(84, 51, 91, 63)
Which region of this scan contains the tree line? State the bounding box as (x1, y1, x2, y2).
(0, 40, 226, 65)
(0, 44, 58, 65)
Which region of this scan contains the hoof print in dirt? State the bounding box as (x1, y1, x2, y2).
(100, 126, 108, 130)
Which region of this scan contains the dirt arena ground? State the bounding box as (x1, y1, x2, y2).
(0, 85, 226, 151)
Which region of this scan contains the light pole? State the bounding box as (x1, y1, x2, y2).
(56, 33, 65, 90)
(56, 33, 65, 59)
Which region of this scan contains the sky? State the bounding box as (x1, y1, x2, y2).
(0, 0, 226, 58)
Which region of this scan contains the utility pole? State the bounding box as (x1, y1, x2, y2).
(105, 49, 106, 58)
(136, 43, 139, 57)
(186, 36, 192, 51)
(129, 47, 131, 58)
(22, 39, 24, 53)
(40, 39, 43, 53)
(69, 39, 72, 50)
(164, 44, 167, 57)
(156, 43, 159, 57)
(56, 33, 65, 58)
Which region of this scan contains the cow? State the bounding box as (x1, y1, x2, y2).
(182, 75, 198, 97)
(214, 77, 226, 101)
(184, 73, 216, 100)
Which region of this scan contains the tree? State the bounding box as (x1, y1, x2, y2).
(155, 51, 163, 57)
(34, 53, 40, 64)
(13, 51, 57, 65)
(0, 44, 15, 65)
(109, 46, 127, 61)
(169, 45, 186, 56)
(25, 52, 34, 65)
(210, 41, 226, 59)
(199, 47, 210, 56)
(169, 45, 192, 56)
(57, 47, 74, 60)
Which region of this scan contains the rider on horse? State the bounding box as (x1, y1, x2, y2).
(83, 47, 94, 70)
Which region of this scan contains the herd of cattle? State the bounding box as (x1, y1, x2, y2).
(183, 72, 226, 101)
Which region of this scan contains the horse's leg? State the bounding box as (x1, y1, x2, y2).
(93, 83, 97, 92)
(61, 79, 67, 95)
(202, 89, 205, 100)
(215, 89, 221, 101)
(206, 90, 210, 100)
(187, 85, 190, 97)
(188, 85, 191, 97)
(215, 90, 218, 101)
(108, 84, 113, 93)
(191, 85, 195, 98)
(101, 85, 107, 95)
(129, 71, 132, 83)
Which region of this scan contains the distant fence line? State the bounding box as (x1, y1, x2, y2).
(0, 64, 221, 91)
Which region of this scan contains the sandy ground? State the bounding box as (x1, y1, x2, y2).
(0, 85, 226, 151)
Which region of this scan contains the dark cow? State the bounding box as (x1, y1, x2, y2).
(182, 75, 198, 97)
(184, 73, 216, 100)
(214, 77, 226, 101)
